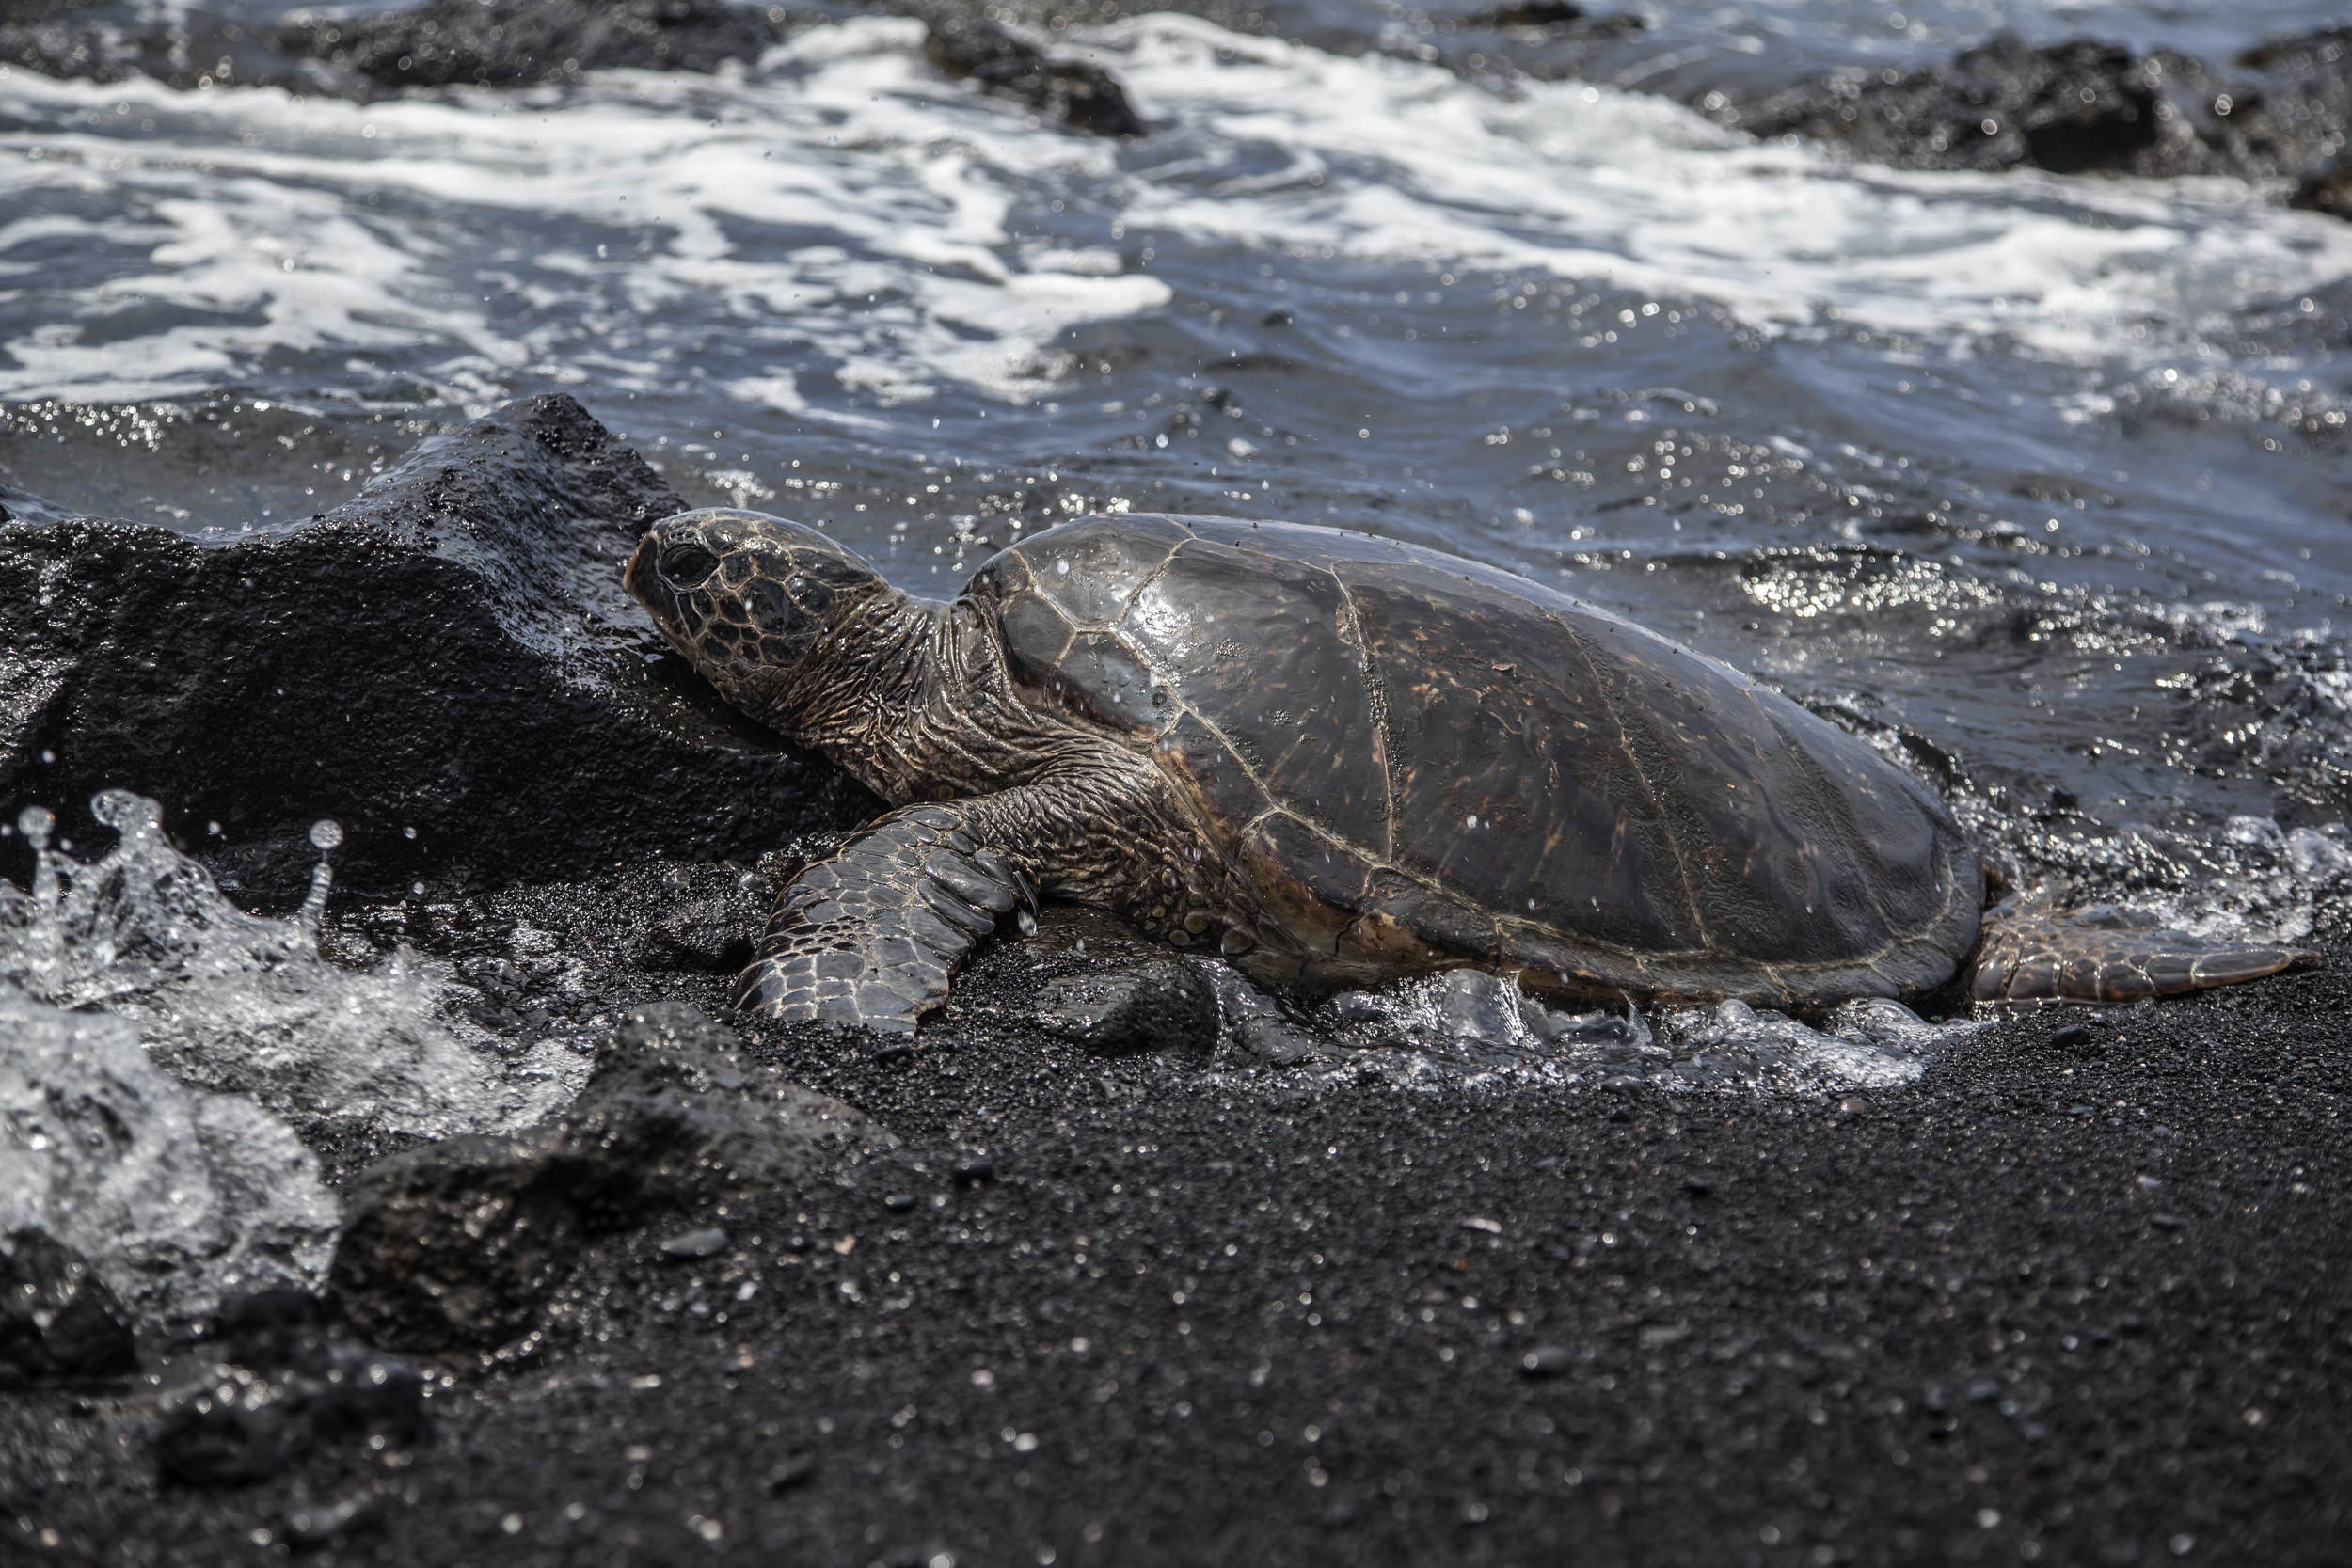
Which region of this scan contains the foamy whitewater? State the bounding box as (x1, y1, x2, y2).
(7, 16, 2352, 409)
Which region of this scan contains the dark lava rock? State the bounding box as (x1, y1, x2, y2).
(1202, 965, 1319, 1066)
(0, 1, 349, 95)
(0, 1227, 136, 1389)
(331, 1003, 890, 1352)
(153, 1289, 429, 1488)
(924, 12, 1149, 137)
(1033, 959, 1216, 1054)
(2292, 159, 2352, 220)
(278, 0, 787, 89)
(0, 392, 872, 902)
(1708, 28, 2352, 198)
(634, 892, 764, 974)
(326, 1133, 582, 1355)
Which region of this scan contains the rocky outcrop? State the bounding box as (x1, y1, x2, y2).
(0, 393, 874, 903)
(1032, 958, 1216, 1053)
(0, 1, 346, 95)
(923, 11, 1149, 137)
(0, 1229, 136, 1389)
(5, 0, 1156, 140)
(275, 0, 787, 89)
(1706, 28, 2352, 200)
(151, 1289, 429, 1487)
(329, 1003, 890, 1352)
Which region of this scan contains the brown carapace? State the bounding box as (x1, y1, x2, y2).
(624, 508, 2312, 1033)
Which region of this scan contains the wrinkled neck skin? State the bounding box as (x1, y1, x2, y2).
(768, 589, 1090, 806)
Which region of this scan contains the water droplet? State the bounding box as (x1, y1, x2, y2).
(310, 819, 343, 852)
(91, 789, 159, 835)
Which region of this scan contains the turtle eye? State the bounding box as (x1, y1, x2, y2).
(659, 540, 721, 588)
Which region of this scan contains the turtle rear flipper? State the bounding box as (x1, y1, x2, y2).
(732, 805, 1038, 1033)
(1967, 900, 2317, 1004)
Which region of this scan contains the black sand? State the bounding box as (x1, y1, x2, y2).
(6, 890, 2344, 1567)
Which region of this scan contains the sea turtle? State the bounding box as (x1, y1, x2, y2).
(623, 509, 2311, 1033)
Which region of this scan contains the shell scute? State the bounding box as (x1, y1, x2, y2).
(990, 515, 1978, 1002)
(1124, 536, 1391, 855)
(1023, 515, 1188, 628)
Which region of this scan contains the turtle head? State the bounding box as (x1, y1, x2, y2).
(626, 508, 894, 734)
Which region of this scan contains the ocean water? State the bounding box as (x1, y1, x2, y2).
(3, 5, 2347, 944)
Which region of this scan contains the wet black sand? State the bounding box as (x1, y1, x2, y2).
(6, 900, 2345, 1568)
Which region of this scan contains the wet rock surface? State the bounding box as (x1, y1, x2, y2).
(276, 0, 788, 90)
(1705, 27, 2352, 196)
(330, 1003, 889, 1353)
(0, 393, 873, 902)
(0, 0, 348, 96)
(923, 11, 1149, 137)
(1032, 959, 1215, 1054)
(152, 1289, 429, 1489)
(0, 0, 1160, 136)
(0, 1229, 135, 1389)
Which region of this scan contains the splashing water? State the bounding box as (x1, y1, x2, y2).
(1302, 969, 1979, 1095)
(0, 789, 582, 1138)
(0, 989, 337, 1329)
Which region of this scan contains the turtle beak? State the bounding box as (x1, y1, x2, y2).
(622, 531, 659, 606)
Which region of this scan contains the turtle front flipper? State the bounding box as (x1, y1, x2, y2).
(733, 805, 1038, 1033)
(1966, 899, 2316, 1004)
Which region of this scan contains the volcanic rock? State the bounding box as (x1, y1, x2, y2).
(0, 1228, 136, 1389)
(152, 1288, 429, 1488)
(1706, 27, 2352, 198)
(330, 1003, 891, 1352)
(924, 11, 1149, 137)
(1033, 959, 1217, 1054)
(0, 0, 348, 94)
(0, 392, 874, 902)
(276, 0, 787, 89)
(634, 892, 765, 974)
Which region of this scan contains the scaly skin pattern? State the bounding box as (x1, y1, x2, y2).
(626, 507, 2313, 1027)
(625, 511, 1277, 1028)
(1969, 900, 2314, 1003)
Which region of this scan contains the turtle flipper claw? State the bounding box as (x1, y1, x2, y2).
(1967, 900, 2317, 1004)
(730, 806, 1037, 1034)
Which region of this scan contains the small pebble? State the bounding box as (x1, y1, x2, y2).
(659, 1227, 729, 1260)
(282, 1496, 384, 1549)
(1517, 1345, 1574, 1378)
(763, 1452, 819, 1494)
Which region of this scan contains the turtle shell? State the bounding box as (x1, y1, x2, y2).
(969, 515, 1979, 1004)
